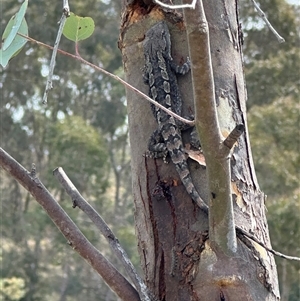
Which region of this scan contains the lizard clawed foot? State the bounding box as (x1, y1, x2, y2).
(144, 150, 169, 163)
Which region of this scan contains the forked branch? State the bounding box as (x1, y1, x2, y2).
(0, 147, 140, 301)
(53, 167, 153, 301)
(183, 0, 237, 255)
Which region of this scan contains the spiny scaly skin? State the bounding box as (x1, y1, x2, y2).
(143, 21, 208, 213)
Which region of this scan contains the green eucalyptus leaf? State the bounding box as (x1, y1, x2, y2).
(2, 0, 28, 51)
(63, 12, 95, 42)
(0, 18, 28, 68)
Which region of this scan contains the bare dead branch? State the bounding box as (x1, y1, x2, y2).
(43, 13, 68, 104)
(53, 167, 153, 301)
(250, 0, 285, 43)
(43, 1, 70, 104)
(0, 147, 140, 301)
(223, 124, 245, 150)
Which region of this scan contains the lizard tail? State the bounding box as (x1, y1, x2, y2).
(174, 161, 208, 213)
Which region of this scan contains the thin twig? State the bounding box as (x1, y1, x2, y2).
(236, 227, 300, 261)
(53, 167, 152, 301)
(18, 33, 194, 126)
(154, 0, 197, 9)
(250, 0, 285, 43)
(42, 13, 67, 104)
(42, 0, 70, 104)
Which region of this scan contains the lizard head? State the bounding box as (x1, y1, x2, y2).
(143, 21, 172, 61)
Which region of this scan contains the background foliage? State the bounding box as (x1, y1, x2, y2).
(240, 0, 300, 299)
(0, 0, 299, 300)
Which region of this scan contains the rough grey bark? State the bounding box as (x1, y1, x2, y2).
(120, 1, 279, 300)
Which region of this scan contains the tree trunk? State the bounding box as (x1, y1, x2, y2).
(119, 1, 279, 300)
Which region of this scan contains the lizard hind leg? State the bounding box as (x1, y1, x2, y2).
(146, 129, 169, 163)
(169, 57, 191, 75)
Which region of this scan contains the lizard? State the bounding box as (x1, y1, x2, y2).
(143, 21, 208, 213)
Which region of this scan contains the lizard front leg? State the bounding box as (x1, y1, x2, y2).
(145, 128, 169, 163)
